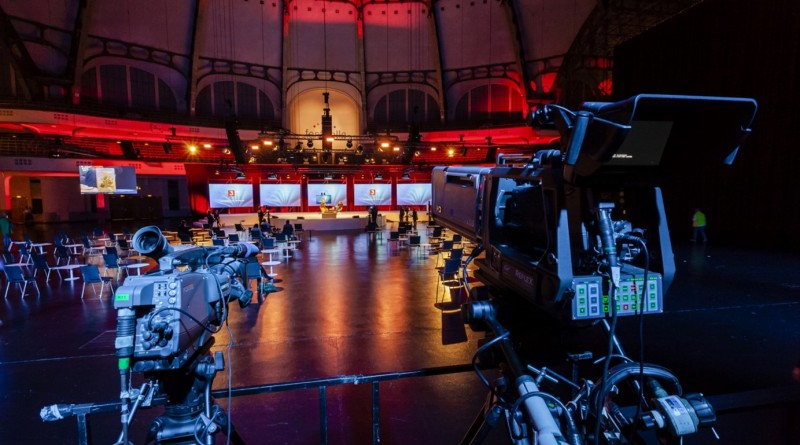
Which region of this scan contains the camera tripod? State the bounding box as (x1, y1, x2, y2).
(143, 349, 245, 445)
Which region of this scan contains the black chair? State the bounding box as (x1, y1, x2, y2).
(260, 237, 275, 250)
(3, 266, 40, 299)
(31, 253, 58, 281)
(435, 240, 454, 266)
(102, 253, 126, 281)
(294, 224, 305, 237)
(18, 243, 33, 265)
(387, 231, 401, 250)
(80, 265, 114, 299)
(408, 235, 423, 256)
(117, 238, 132, 257)
(435, 258, 462, 308)
(54, 244, 74, 265)
(177, 232, 193, 244)
(81, 235, 103, 255)
(212, 239, 225, 246)
(228, 233, 240, 242)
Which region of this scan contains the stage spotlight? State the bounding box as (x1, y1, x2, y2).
(346, 139, 353, 148)
(307, 139, 314, 148)
(356, 145, 364, 155)
(295, 141, 303, 151)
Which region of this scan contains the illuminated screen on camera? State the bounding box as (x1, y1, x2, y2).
(209, 184, 254, 207)
(353, 183, 392, 206)
(397, 183, 431, 205)
(260, 184, 302, 207)
(307, 183, 347, 206)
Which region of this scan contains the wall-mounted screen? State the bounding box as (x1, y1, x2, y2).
(79, 166, 138, 194)
(397, 183, 432, 205)
(209, 183, 254, 208)
(260, 184, 302, 207)
(307, 183, 347, 206)
(354, 183, 392, 206)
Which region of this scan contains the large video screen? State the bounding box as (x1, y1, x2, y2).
(354, 183, 392, 206)
(260, 184, 302, 207)
(307, 183, 347, 206)
(397, 183, 432, 205)
(209, 183, 254, 208)
(79, 166, 137, 194)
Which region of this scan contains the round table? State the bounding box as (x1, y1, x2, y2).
(261, 248, 281, 277)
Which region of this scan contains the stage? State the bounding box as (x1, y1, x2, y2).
(217, 211, 390, 232)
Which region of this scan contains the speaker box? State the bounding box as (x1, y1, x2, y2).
(225, 120, 247, 164)
(120, 141, 138, 159)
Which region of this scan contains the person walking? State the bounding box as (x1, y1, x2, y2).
(0, 212, 11, 237)
(691, 208, 707, 243)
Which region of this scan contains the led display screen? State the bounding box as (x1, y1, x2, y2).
(307, 183, 347, 206)
(79, 166, 138, 194)
(209, 183, 254, 208)
(260, 184, 302, 207)
(353, 183, 392, 206)
(397, 183, 432, 205)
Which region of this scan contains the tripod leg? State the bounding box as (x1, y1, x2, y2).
(208, 404, 246, 445)
(460, 391, 504, 445)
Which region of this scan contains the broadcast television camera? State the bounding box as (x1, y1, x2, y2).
(433, 94, 757, 323)
(431, 94, 757, 444)
(111, 226, 258, 443)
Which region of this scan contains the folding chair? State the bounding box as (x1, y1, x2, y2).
(3, 266, 40, 299)
(435, 258, 462, 309)
(80, 265, 115, 299)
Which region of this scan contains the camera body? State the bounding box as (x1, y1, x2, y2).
(113, 270, 225, 373)
(114, 226, 253, 373)
(432, 94, 758, 323)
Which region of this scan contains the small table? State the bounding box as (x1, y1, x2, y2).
(53, 264, 82, 281)
(64, 243, 84, 255)
(30, 242, 52, 254)
(260, 248, 281, 278)
(125, 263, 149, 276)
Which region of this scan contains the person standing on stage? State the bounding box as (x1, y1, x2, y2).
(399, 207, 405, 224)
(412, 209, 418, 226)
(213, 208, 221, 229)
(257, 206, 265, 225)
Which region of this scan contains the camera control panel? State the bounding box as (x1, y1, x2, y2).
(571, 274, 663, 320)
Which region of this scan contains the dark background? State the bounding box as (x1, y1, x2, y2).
(614, 0, 800, 250)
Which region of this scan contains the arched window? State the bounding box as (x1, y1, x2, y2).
(79, 64, 177, 112)
(195, 81, 275, 120)
(373, 89, 440, 125)
(454, 84, 524, 123)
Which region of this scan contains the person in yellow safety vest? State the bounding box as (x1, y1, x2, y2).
(691, 208, 707, 242)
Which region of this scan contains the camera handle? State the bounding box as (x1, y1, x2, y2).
(462, 301, 571, 445)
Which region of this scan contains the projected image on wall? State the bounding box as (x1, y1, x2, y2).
(307, 183, 347, 206)
(354, 183, 392, 206)
(260, 184, 302, 207)
(209, 183, 254, 208)
(397, 183, 432, 205)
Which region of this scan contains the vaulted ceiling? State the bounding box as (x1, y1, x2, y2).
(0, 0, 703, 161)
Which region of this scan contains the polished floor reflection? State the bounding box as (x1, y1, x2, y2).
(1, 224, 799, 444)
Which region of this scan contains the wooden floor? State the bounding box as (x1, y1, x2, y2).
(1, 221, 799, 444)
